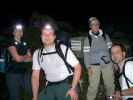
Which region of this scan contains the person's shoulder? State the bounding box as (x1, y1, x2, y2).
(7, 38, 15, 48)
(60, 43, 67, 50)
(125, 61, 133, 66)
(124, 61, 133, 74)
(125, 58, 133, 69)
(33, 48, 41, 55)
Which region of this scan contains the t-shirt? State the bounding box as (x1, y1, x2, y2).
(32, 44, 79, 82)
(119, 60, 133, 99)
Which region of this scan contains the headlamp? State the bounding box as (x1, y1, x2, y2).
(15, 24, 23, 30)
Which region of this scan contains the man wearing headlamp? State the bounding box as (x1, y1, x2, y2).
(6, 24, 32, 100)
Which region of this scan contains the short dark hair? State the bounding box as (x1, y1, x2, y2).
(111, 42, 126, 52)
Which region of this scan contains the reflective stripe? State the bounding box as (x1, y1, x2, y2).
(84, 46, 90, 49)
(23, 42, 27, 46)
(71, 40, 82, 51)
(71, 47, 81, 51)
(107, 42, 112, 48)
(83, 46, 90, 52)
(83, 49, 90, 53)
(14, 41, 18, 45)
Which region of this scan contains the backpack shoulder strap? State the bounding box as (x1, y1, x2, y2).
(37, 47, 43, 67)
(88, 33, 92, 47)
(55, 42, 73, 74)
(102, 31, 107, 41)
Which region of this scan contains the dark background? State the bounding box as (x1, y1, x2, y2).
(0, 3, 133, 100)
(1, 14, 133, 33)
(0, 4, 133, 35)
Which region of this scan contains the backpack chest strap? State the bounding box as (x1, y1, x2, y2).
(42, 51, 57, 55)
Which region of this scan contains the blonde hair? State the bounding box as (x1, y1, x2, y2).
(88, 17, 100, 26)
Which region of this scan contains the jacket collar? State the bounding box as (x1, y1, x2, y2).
(89, 29, 103, 38)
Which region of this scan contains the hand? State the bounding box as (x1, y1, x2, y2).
(24, 55, 32, 62)
(113, 91, 121, 100)
(88, 67, 93, 77)
(66, 88, 78, 100)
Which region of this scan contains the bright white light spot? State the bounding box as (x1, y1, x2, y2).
(16, 24, 23, 30)
(45, 24, 52, 29)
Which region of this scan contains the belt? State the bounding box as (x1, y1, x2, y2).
(47, 76, 73, 86)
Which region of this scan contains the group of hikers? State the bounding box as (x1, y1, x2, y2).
(0, 16, 133, 100)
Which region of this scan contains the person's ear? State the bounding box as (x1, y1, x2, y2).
(54, 35, 56, 40)
(123, 51, 126, 58)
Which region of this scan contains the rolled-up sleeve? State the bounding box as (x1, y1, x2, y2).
(66, 48, 79, 68)
(32, 50, 41, 70)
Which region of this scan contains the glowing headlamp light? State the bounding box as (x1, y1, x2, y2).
(44, 24, 52, 30)
(42, 24, 54, 33)
(15, 24, 23, 30)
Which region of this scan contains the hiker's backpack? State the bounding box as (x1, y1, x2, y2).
(38, 41, 74, 74)
(119, 57, 133, 88)
(37, 41, 72, 92)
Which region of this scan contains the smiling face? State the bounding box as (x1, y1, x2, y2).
(41, 24, 56, 47)
(111, 45, 126, 64)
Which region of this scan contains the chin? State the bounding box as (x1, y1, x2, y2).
(113, 60, 119, 64)
(115, 61, 121, 64)
(92, 30, 99, 33)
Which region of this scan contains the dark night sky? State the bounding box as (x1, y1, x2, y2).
(0, 1, 132, 33)
(0, 7, 133, 34)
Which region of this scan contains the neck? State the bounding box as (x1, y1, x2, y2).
(44, 43, 55, 49)
(118, 58, 125, 66)
(92, 30, 99, 33)
(14, 37, 21, 42)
